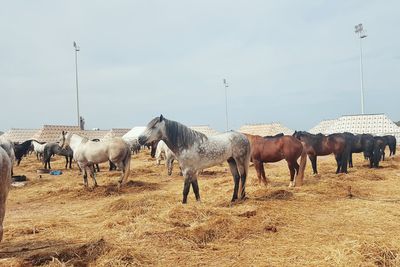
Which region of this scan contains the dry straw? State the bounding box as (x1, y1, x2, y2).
(0, 148, 399, 266)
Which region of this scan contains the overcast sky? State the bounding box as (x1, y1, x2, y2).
(1, 1, 399, 132)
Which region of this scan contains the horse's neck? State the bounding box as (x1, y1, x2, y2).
(68, 134, 84, 151)
(163, 119, 206, 155)
(162, 138, 181, 156)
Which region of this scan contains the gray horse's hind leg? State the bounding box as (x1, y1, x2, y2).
(83, 169, 89, 187)
(79, 163, 89, 187)
(182, 173, 191, 204)
(227, 158, 240, 202)
(235, 155, 249, 200)
(116, 161, 125, 186)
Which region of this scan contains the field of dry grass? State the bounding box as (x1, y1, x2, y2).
(0, 148, 399, 266)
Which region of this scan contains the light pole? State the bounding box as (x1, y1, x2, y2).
(73, 41, 80, 127)
(223, 78, 229, 131)
(354, 23, 367, 114)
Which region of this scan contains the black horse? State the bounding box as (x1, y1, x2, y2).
(293, 131, 350, 174)
(343, 132, 374, 168)
(43, 143, 74, 169)
(14, 140, 33, 166)
(371, 136, 386, 168)
(382, 135, 396, 159)
(147, 140, 160, 158)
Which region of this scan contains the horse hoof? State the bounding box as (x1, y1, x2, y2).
(288, 182, 295, 187)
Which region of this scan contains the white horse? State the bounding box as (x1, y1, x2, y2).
(31, 140, 46, 160)
(60, 132, 131, 188)
(139, 115, 251, 203)
(155, 140, 177, 175)
(0, 146, 12, 242)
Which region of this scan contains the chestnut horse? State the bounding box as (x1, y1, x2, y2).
(245, 134, 307, 187)
(293, 131, 350, 174)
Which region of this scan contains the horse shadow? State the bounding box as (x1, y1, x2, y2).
(75, 180, 160, 198)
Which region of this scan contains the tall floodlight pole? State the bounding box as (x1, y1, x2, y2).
(73, 41, 80, 126)
(223, 79, 229, 131)
(354, 23, 367, 114)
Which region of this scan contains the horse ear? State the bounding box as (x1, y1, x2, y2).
(159, 114, 164, 122)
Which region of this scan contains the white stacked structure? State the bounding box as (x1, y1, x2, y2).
(309, 114, 400, 142)
(238, 123, 293, 136)
(102, 128, 131, 140)
(190, 125, 219, 136)
(2, 128, 39, 142)
(3, 126, 134, 143)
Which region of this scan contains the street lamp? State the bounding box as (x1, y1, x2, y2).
(354, 23, 367, 114)
(73, 41, 81, 127)
(223, 78, 229, 131)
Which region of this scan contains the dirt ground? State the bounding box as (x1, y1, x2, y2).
(0, 148, 399, 266)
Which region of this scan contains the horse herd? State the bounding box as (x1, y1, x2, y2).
(0, 115, 397, 242)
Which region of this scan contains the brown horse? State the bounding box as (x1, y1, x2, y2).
(245, 134, 307, 187)
(292, 131, 350, 174)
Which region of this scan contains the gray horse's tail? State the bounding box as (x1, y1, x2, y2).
(238, 139, 251, 199)
(122, 146, 131, 184)
(296, 143, 307, 186)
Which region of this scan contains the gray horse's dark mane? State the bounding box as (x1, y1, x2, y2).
(163, 118, 208, 151)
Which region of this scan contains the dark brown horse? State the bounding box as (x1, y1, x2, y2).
(293, 131, 350, 174)
(382, 135, 396, 159)
(343, 132, 374, 168)
(245, 134, 307, 187)
(372, 136, 386, 168)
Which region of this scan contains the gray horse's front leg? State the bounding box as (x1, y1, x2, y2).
(182, 170, 192, 204)
(78, 163, 89, 187)
(88, 165, 98, 188)
(83, 169, 89, 187)
(191, 173, 201, 202)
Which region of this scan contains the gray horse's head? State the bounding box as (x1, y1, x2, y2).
(138, 115, 166, 145)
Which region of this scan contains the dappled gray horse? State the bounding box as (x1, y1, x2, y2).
(139, 115, 251, 203)
(0, 146, 12, 241)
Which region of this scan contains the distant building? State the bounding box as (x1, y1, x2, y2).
(238, 123, 293, 136)
(309, 114, 400, 142)
(189, 125, 220, 136)
(2, 128, 40, 142)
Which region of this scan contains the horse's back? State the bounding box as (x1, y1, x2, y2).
(248, 134, 301, 162)
(0, 138, 15, 165)
(211, 131, 249, 155)
(0, 146, 11, 241)
(76, 137, 129, 164)
(178, 131, 249, 171)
